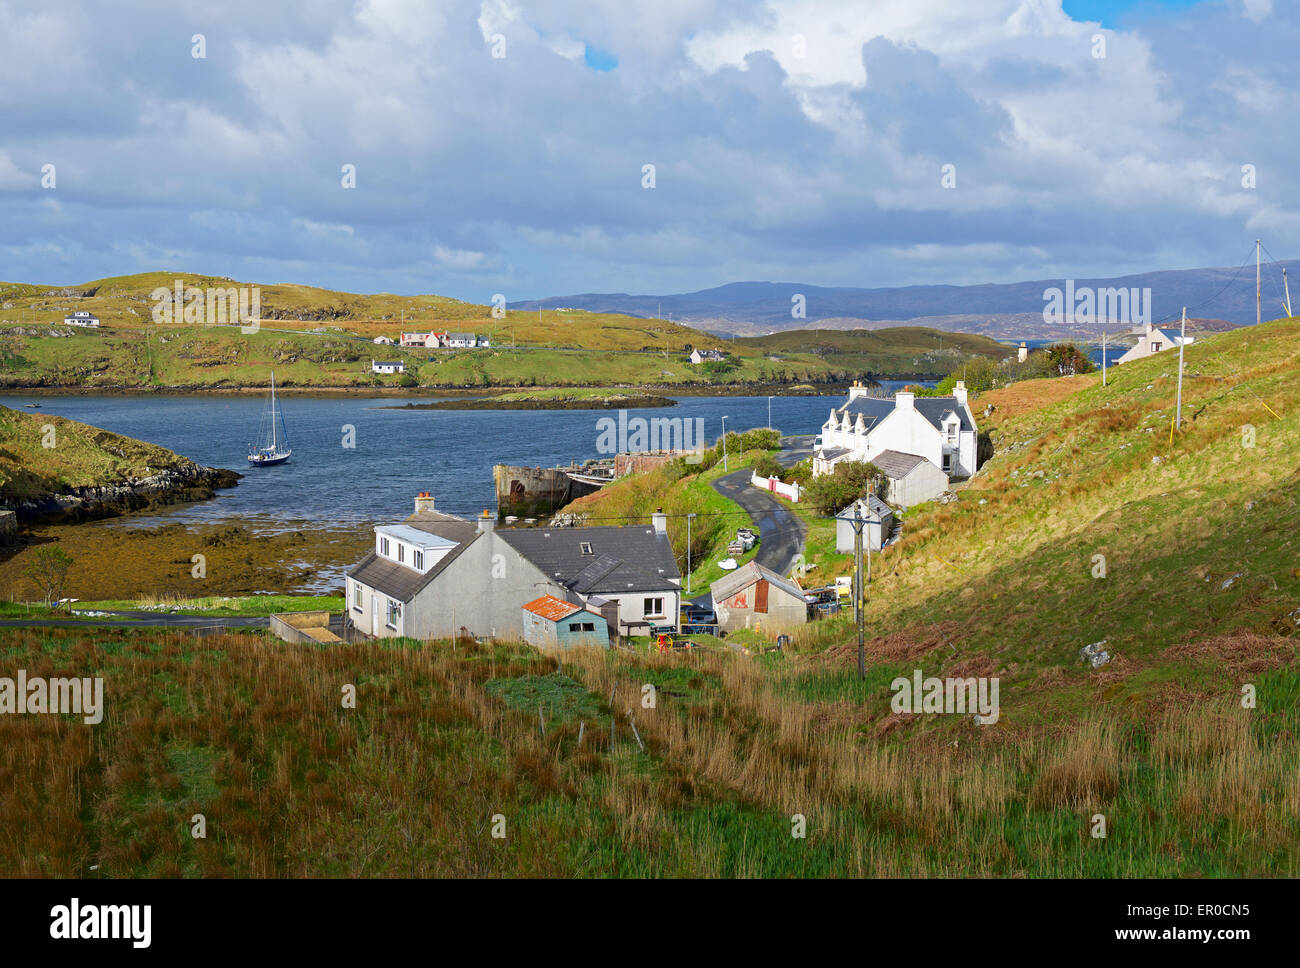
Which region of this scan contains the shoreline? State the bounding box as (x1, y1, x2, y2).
(0, 377, 938, 399)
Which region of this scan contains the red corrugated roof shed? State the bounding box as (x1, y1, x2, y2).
(522, 594, 582, 622)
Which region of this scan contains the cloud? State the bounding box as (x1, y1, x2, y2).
(0, 0, 1296, 300)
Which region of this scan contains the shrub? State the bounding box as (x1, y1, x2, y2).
(804, 460, 885, 515)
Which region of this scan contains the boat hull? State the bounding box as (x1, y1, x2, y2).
(248, 452, 291, 467)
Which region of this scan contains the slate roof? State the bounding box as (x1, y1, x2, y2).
(818, 446, 851, 461)
(498, 525, 680, 594)
(869, 450, 931, 479)
(835, 394, 973, 433)
(347, 513, 479, 602)
(835, 494, 893, 522)
(710, 561, 804, 604)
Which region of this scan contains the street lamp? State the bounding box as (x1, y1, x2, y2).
(720, 415, 730, 472)
(767, 396, 773, 430)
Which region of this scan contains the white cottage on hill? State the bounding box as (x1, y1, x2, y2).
(1116, 321, 1194, 364)
(813, 381, 979, 485)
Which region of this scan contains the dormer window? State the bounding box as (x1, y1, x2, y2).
(379, 537, 390, 556)
(413, 550, 424, 570)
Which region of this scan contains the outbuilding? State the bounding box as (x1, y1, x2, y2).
(522, 595, 610, 649)
(871, 449, 949, 508)
(710, 561, 806, 634)
(835, 494, 894, 553)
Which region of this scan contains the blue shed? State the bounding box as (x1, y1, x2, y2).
(522, 595, 610, 650)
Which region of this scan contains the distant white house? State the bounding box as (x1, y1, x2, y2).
(813, 380, 979, 484)
(1116, 322, 1194, 365)
(63, 311, 100, 327)
(689, 347, 726, 365)
(371, 360, 406, 374)
(476, 335, 491, 348)
(447, 333, 476, 348)
(373, 335, 394, 344)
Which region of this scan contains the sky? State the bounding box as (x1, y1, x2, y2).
(0, 0, 1292, 302)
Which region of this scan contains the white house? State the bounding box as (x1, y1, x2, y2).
(1116, 322, 1194, 364)
(373, 335, 394, 344)
(813, 381, 979, 482)
(371, 360, 406, 374)
(870, 450, 949, 508)
(476, 335, 491, 348)
(689, 347, 725, 365)
(401, 331, 446, 347)
(346, 497, 682, 641)
(63, 311, 100, 327)
(447, 333, 476, 348)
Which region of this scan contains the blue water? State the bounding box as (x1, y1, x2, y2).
(1, 391, 866, 525)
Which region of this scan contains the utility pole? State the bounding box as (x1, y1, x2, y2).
(853, 502, 866, 680)
(1101, 330, 1107, 387)
(1285, 268, 1294, 318)
(767, 395, 773, 430)
(1257, 239, 1261, 328)
(1174, 306, 1187, 434)
(686, 512, 696, 595)
(721, 415, 729, 472)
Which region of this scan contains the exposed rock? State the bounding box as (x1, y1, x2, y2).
(7, 463, 241, 524)
(1079, 639, 1111, 668)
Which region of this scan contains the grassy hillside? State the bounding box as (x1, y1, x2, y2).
(0, 404, 203, 501)
(736, 326, 1008, 374)
(0, 274, 1008, 389)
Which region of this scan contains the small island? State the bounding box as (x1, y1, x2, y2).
(382, 387, 678, 411)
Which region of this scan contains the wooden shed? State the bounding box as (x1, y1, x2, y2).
(710, 562, 807, 634)
(522, 595, 610, 650)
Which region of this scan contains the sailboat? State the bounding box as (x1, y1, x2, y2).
(247, 372, 292, 466)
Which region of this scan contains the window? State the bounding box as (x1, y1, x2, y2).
(1151, 342, 1161, 352)
(568, 622, 580, 632)
(379, 536, 390, 556)
(413, 550, 424, 570)
(351, 581, 363, 613)
(397, 543, 404, 563)
(644, 597, 664, 616)
(386, 599, 401, 630)
(942, 453, 952, 472)
(580, 542, 593, 555)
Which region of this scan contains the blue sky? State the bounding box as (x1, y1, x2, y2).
(0, 0, 1292, 302)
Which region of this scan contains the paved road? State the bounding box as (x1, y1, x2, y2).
(696, 437, 811, 607)
(0, 610, 270, 632)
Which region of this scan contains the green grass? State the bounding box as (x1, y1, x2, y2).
(74, 594, 344, 616)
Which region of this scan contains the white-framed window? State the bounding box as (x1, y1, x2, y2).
(1151, 342, 1161, 352)
(386, 598, 401, 630)
(580, 542, 593, 555)
(397, 543, 404, 563)
(351, 581, 363, 613)
(380, 536, 390, 556)
(942, 453, 953, 473)
(413, 550, 424, 570)
(644, 597, 664, 616)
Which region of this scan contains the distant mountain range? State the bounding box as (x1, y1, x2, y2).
(510, 258, 1300, 339)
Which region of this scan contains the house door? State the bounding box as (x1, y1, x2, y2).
(372, 594, 378, 631)
(755, 580, 769, 614)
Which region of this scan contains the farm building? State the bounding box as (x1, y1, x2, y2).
(710, 561, 806, 634)
(521, 595, 610, 650)
(871, 450, 949, 508)
(834, 494, 894, 553)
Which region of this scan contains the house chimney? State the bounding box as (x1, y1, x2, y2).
(1017, 342, 1027, 363)
(953, 380, 968, 408)
(895, 390, 914, 411)
(848, 380, 869, 401)
(477, 509, 496, 533)
(651, 507, 668, 535)
(414, 492, 436, 515)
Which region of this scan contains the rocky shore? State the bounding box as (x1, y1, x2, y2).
(6, 463, 240, 524)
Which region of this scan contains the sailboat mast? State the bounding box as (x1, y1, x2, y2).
(270, 372, 277, 451)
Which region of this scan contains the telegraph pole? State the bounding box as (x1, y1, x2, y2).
(1174, 306, 1187, 434)
(1285, 268, 1294, 318)
(1101, 330, 1107, 387)
(853, 503, 865, 680)
(686, 512, 696, 595)
(1257, 239, 1261, 328)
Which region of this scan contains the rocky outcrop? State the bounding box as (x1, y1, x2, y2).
(8, 463, 240, 523)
